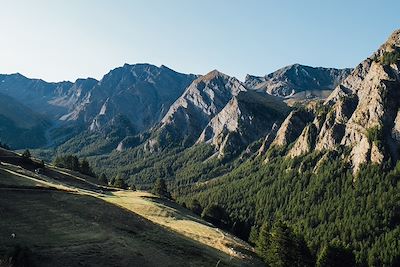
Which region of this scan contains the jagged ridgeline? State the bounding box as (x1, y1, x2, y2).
(1, 25, 399, 266)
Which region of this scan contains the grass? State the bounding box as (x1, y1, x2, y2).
(0, 148, 263, 267)
(103, 191, 259, 263)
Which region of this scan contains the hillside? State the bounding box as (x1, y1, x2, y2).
(0, 93, 50, 148)
(0, 148, 262, 267)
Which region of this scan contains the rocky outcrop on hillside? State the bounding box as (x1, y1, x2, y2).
(274, 29, 400, 173)
(245, 64, 351, 97)
(270, 109, 314, 148)
(197, 91, 289, 158)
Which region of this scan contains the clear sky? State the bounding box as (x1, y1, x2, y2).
(0, 0, 399, 82)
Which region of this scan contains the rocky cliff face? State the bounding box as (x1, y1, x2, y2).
(245, 64, 351, 97)
(273, 29, 400, 173)
(197, 91, 290, 158)
(271, 109, 314, 148)
(147, 70, 247, 150)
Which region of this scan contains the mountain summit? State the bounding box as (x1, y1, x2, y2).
(245, 64, 351, 97)
(269, 30, 400, 172)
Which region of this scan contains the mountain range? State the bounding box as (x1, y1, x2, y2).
(0, 62, 350, 151)
(1, 29, 400, 266)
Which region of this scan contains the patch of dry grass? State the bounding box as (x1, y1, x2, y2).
(103, 191, 259, 264)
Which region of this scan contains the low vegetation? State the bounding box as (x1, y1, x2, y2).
(379, 49, 400, 66)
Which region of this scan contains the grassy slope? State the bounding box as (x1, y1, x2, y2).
(0, 149, 263, 267)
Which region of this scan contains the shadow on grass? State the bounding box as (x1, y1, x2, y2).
(0, 189, 263, 267)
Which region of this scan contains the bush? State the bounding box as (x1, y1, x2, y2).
(21, 149, 31, 159)
(366, 125, 384, 147)
(380, 49, 400, 66)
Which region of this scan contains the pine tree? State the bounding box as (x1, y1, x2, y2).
(113, 173, 128, 189)
(201, 203, 229, 228)
(317, 242, 355, 267)
(256, 223, 271, 263)
(80, 158, 94, 176)
(152, 178, 171, 199)
(188, 199, 203, 215)
(21, 149, 31, 159)
(258, 221, 314, 267)
(98, 173, 108, 185)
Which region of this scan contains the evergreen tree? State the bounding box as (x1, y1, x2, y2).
(256, 223, 270, 263)
(80, 158, 94, 176)
(113, 173, 128, 189)
(21, 149, 31, 159)
(109, 176, 116, 186)
(152, 178, 171, 199)
(70, 155, 80, 171)
(201, 203, 230, 228)
(258, 221, 314, 267)
(98, 173, 108, 185)
(317, 242, 355, 267)
(188, 199, 203, 215)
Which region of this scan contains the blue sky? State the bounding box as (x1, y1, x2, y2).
(0, 0, 399, 82)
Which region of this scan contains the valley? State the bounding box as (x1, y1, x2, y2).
(0, 25, 399, 266)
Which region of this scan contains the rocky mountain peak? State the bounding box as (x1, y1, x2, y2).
(273, 29, 400, 173)
(146, 70, 247, 151)
(197, 91, 290, 158)
(245, 64, 351, 98)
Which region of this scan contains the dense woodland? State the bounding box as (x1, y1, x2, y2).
(81, 140, 400, 266)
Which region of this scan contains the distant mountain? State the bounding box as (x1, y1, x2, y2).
(0, 73, 75, 118)
(245, 64, 351, 97)
(63, 64, 197, 133)
(0, 64, 196, 150)
(0, 92, 50, 148)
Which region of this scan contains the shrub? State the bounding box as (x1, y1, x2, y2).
(380, 49, 400, 66)
(366, 125, 384, 147)
(21, 149, 31, 159)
